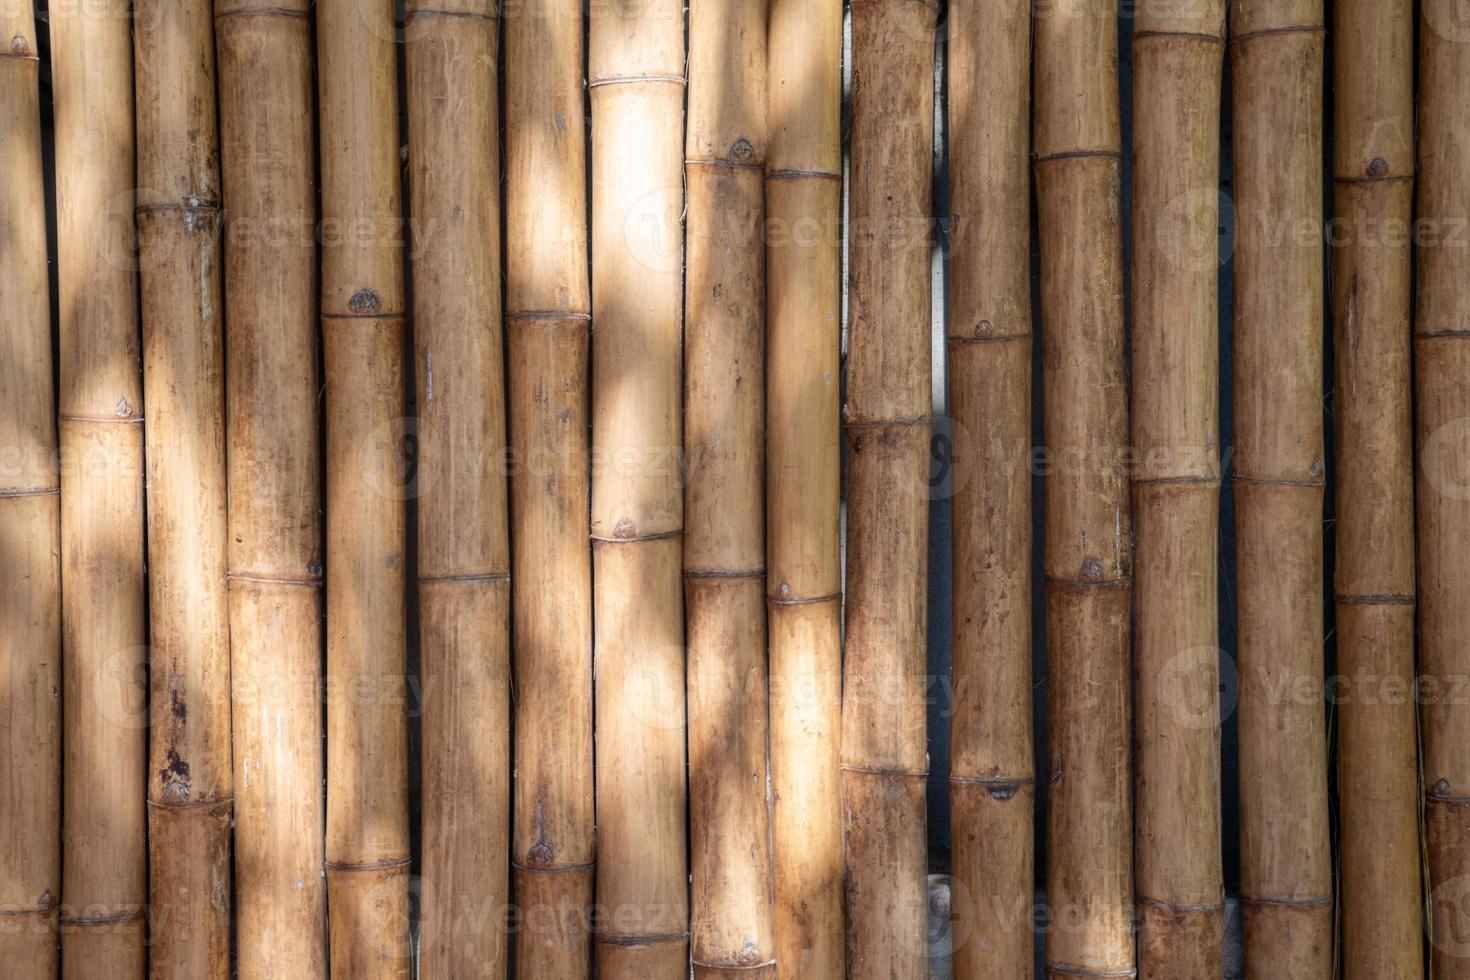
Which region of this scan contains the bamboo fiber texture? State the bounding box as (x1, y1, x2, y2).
(216, 0, 325, 973)
(1130, 3, 1225, 976)
(765, 0, 845, 975)
(842, 1, 936, 976)
(1228, 2, 1333, 976)
(50, 0, 150, 969)
(1034, 1, 1134, 976)
(1418, 2, 1470, 974)
(685, 0, 774, 975)
(946, 1, 1033, 975)
(589, 0, 688, 974)
(133, 0, 233, 971)
(316, 0, 410, 970)
(0, 5, 60, 974)
(1332, 1, 1422, 976)
(406, 0, 511, 973)
(504, 0, 595, 975)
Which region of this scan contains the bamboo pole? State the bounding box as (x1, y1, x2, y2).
(405, 0, 511, 973)
(215, 0, 325, 972)
(945, 0, 1032, 974)
(684, 0, 774, 975)
(50, 0, 150, 969)
(1033, 2, 1134, 976)
(842, 1, 936, 975)
(1332, 1, 1421, 975)
(765, 0, 845, 974)
(1130, 3, 1225, 975)
(0, 6, 60, 974)
(588, 0, 688, 974)
(1418, 3, 1470, 974)
(133, 0, 233, 972)
(503, 0, 595, 975)
(316, 0, 410, 971)
(1228, 2, 1333, 976)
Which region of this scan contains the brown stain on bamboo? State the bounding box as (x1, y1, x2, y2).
(0, 3, 61, 972)
(1034, 0, 1134, 976)
(1332, 1, 1423, 977)
(1228, 2, 1334, 977)
(946, 0, 1034, 976)
(216, 0, 326, 973)
(316, 0, 411, 970)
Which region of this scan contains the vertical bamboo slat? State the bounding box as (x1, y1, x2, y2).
(945, 0, 1033, 975)
(406, 0, 511, 973)
(588, 0, 688, 974)
(842, 1, 936, 975)
(133, 0, 233, 972)
(1228, 2, 1333, 976)
(316, 0, 410, 970)
(1130, 4, 1225, 976)
(1034, 1, 1134, 976)
(504, 0, 595, 975)
(1418, 3, 1470, 974)
(0, 6, 61, 974)
(216, 0, 325, 973)
(1332, 1, 1422, 976)
(51, 0, 150, 970)
(685, 0, 774, 975)
(765, 0, 845, 974)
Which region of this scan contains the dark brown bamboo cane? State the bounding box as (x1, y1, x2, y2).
(216, 0, 325, 973)
(504, 0, 595, 975)
(946, 0, 1033, 975)
(406, 0, 511, 973)
(685, 0, 774, 975)
(1034, 1, 1134, 976)
(316, 0, 410, 971)
(842, 1, 936, 976)
(133, 0, 233, 972)
(1418, 2, 1470, 974)
(1130, 3, 1225, 975)
(1332, 1, 1422, 975)
(0, 7, 60, 974)
(588, 0, 688, 974)
(51, 0, 150, 970)
(1228, 2, 1333, 976)
(765, 0, 845, 974)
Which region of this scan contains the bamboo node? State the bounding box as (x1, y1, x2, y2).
(1230, 25, 1325, 44)
(1238, 895, 1333, 909)
(1045, 964, 1137, 978)
(587, 73, 686, 89)
(594, 931, 689, 947)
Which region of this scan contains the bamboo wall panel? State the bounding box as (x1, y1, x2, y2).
(504, 0, 595, 974)
(0, 4, 61, 973)
(316, 0, 411, 970)
(1034, 1, 1135, 975)
(588, 0, 688, 975)
(1229, 2, 1333, 976)
(133, 0, 233, 971)
(51, 0, 150, 969)
(946, 0, 1033, 975)
(842, 1, 937, 976)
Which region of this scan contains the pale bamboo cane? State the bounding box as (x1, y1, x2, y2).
(504, 0, 595, 974)
(765, 0, 845, 974)
(842, 1, 937, 976)
(685, 0, 774, 975)
(1229, 2, 1334, 975)
(51, 0, 150, 969)
(0, 6, 61, 975)
(133, 0, 233, 971)
(216, 0, 325, 972)
(316, 0, 411, 971)
(946, 0, 1033, 975)
(405, 0, 512, 973)
(1034, 1, 1134, 975)
(588, 0, 688, 974)
(1130, 3, 1226, 975)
